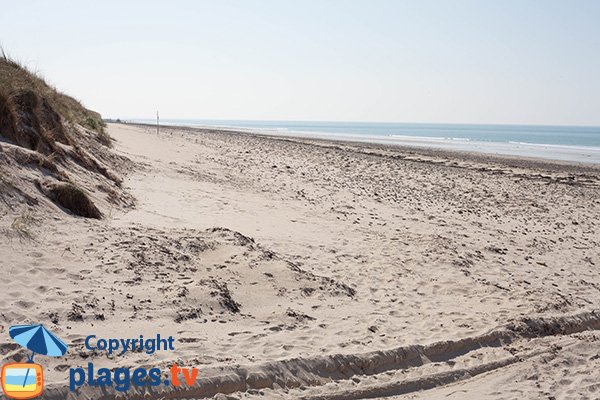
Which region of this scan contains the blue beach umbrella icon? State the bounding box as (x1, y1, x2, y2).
(9, 324, 68, 386)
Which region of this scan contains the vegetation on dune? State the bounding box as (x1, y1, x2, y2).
(44, 182, 103, 219)
(0, 53, 119, 181)
(0, 49, 107, 142)
(0, 49, 131, 219)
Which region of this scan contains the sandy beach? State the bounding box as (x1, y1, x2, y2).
(1, 122, 599, 399)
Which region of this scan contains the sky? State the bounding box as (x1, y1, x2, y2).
(1, 0, 599, 125)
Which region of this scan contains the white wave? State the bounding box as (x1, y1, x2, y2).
(389, 135, 447, 141)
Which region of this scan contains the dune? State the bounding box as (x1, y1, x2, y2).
(0, 56, 132, 221)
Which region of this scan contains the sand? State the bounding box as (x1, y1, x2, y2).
(1, 122, 599, 399)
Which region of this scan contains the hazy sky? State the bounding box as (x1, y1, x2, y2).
(1, 0, 599, 125)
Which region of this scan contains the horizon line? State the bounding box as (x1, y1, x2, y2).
(105, 117, 600, 130)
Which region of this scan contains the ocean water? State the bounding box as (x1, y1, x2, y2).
(129, 119, 600, 163)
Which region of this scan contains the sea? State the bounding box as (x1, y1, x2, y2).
(128, 119, 600, 164)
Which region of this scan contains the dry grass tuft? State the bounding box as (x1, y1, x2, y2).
(1, 210, 40, 242)
(45, 183, 102, 219)
(9, 211, 39, 241)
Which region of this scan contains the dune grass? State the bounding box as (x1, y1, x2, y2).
(0, 49, 108, 143)
(45, 182, 102, 219)
(9, 211, 39, 241)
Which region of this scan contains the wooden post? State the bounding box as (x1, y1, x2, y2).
(156, 110, 160, 135)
